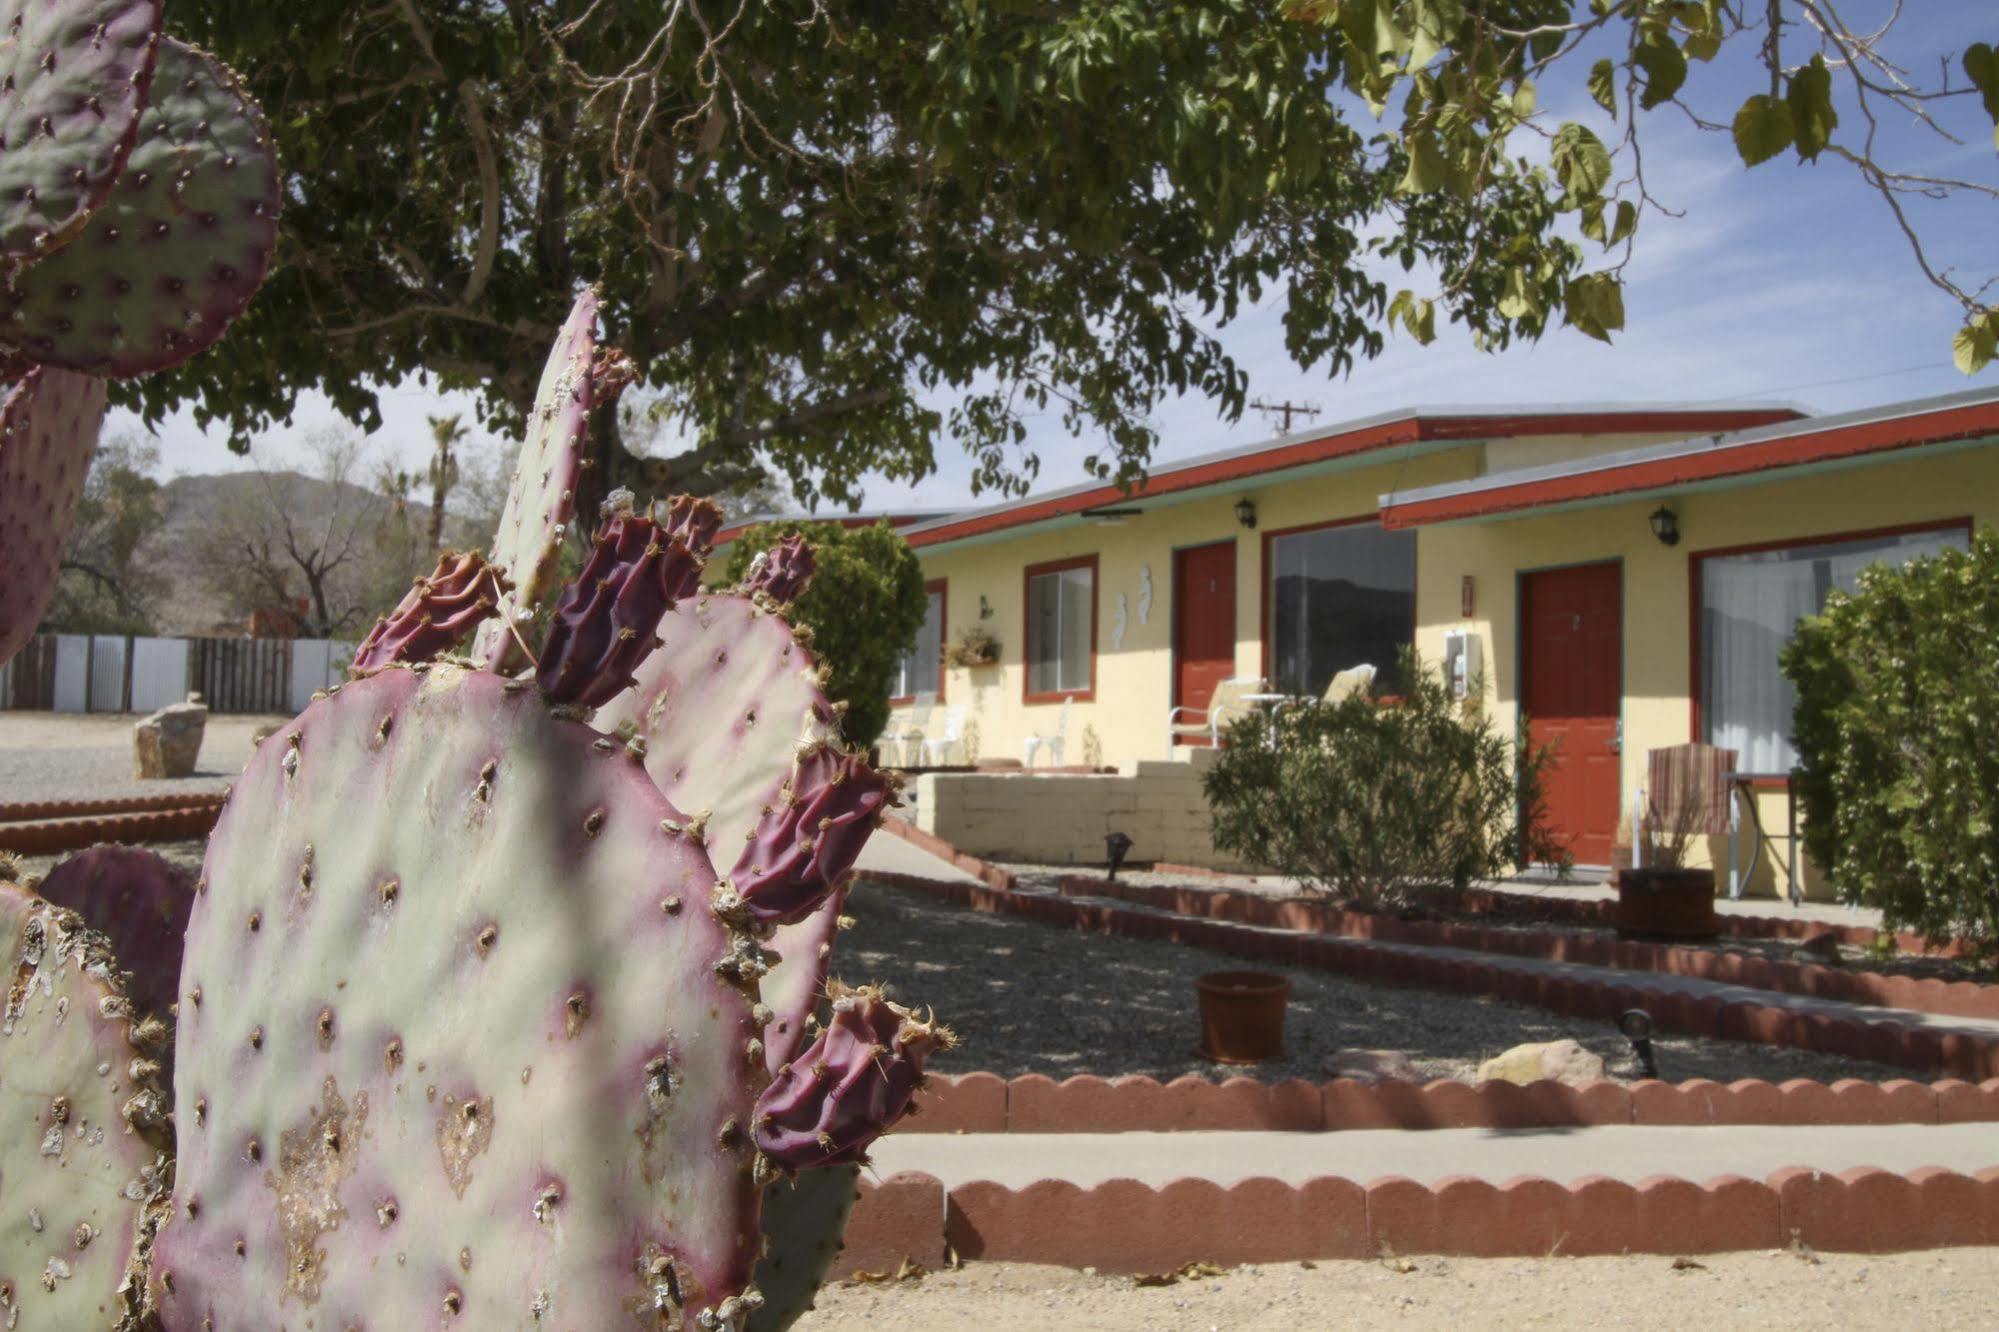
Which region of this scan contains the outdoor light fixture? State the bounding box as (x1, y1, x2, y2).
(1082, 506, 1143, 527)
(1104, 830, 1134, 882)
(1235, 497, 1258, 529)
(978, 595, 993, 620)
(1618, 1008, 1659, 1079)
(1648, 505, 1680, 547)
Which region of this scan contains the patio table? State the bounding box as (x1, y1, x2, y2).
(1724, 769, 1801, 905)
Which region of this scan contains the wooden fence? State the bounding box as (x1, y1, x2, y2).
(2, 634, 352, 715)
(189, 636, 294, 714)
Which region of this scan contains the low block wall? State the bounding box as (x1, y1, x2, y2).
(914, 752, 1248, 870)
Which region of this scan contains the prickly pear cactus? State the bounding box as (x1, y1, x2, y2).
(473, 288, 618, 670)
(0, 37, 281, 376)
(0, 0, 162, 261)
(350, 550, 507, 674)
(34, 843, 194, 1018)
(152, 664, 769, 1330)
(595, 583, 868, 1074)
(0, 366, 110, 667)
(0, 879, 172, 1331)
(744, 1165, 859, 1332)
(536, 500, 705, 708)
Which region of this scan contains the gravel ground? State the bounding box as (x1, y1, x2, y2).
(843, 880, 1913, 1086)
(798, 1250, 1999, 1330)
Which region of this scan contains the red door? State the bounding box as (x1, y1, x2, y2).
(1173, 541, 1237, 742)
(1521, 561, 1622, 866)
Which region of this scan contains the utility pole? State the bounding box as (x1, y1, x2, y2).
(1250, 398, 1321, 433)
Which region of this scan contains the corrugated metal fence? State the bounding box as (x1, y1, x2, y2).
(1, 634, 353, 715)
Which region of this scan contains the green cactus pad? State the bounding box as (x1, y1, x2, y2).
(0, 879, 173, 1331)
(153, 664, 770, 1330)
(473, 288, 603, 670)
(0, 37, 278, 377)
(0, 365, 107, 667)
(0, 0, 162, 261)
(745, 1165, 859, 1332)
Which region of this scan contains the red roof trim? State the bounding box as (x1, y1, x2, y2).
(904, 409, 1794, 550)
(1382, 400, 1999, 529)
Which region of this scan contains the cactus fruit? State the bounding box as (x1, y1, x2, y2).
(0, 37, 280, 377)
(660, 492, 724, 555)
(0, 879, 172, 1331)
(473, 287, 623, 670)
(752, 984, 951, 1172)
(0, 366, 110, 667)
(739, 535, 815, 606)
(350, 550, 508, 675)
(0, 0, 163, 262)
(730, 746, 889, 927)
(34, 843, 195, 1018)
(744, 1165, 859, 1332)
(153, 662, 772, 1329)
(536, 499, 706, 708)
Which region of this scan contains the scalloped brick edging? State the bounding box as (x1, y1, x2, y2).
(837, 1166, 1999, 1272)
(0, 805, 224, 855)
(862, 871, 1999, 1080)
(905, 1073, 1999, 1133)
(0, 792, 228, 822)
(1054, 875, 1999, 1023)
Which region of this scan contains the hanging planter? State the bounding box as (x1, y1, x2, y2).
(1194, 970, 1291, 1064)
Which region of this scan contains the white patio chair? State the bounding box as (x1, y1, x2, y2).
(1023, 695, 1073, 768)
(1272, 663, 1377, 722)
(894, 692, 936, 766)
(1166, 675, 1268, 748)
(922, 705, 967, 767)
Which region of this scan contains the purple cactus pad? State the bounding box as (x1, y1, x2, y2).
(35, 841, 194, 1017)
(739, 535, 816, 605)
(536, 511, 704, 707)
(752, 984, 952, 1171)
(0, 365, 108, 667)
(729, 745, 889, 927)
(658, 492, 724, 555)
(350, 550, 508, 674)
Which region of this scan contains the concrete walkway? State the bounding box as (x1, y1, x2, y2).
(873, 1123, 1999, 1189)
(856, 832, 986, 885)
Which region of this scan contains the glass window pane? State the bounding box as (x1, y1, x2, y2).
(1701, 527, 1965, 770)
(1267, 522, 1416, 696)
(1027, 565, 1093, 695)
(1058, 566, 1092, 692)
(893, 587, 944, 699)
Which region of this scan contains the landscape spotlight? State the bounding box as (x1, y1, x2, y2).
(1104, 830, 1134, 882)
(1618, 1007, 1659, 1079)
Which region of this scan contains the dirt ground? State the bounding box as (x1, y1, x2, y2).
(0, 710, 290, 803)
(798, 1249, 1999, 1330)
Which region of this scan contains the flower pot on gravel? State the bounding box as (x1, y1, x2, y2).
(1614, 866, 1718, 941)
(1195, 969, 1290, 1064)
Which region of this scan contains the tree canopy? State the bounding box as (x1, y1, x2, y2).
(145, 2, 1996, 512)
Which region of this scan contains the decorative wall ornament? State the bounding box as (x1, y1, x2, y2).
(1137, 565, 1153, 625)
(1112, 592, 1129, 648)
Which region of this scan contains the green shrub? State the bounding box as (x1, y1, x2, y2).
(1202, 649, 1567, 904)
(719, 519, 928, 749)
(1781, 527, 1999, 958)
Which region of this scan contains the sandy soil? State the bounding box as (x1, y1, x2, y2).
(798, 1250, 1999, 1330)
(0, 710, 290, 803)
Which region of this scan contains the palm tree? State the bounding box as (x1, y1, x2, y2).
(426, 413, 469, 551)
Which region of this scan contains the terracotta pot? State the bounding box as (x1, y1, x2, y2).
(1614, 867, 1718, 940)
(1195, 970, 1291, 1064)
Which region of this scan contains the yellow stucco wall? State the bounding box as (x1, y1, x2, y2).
(1413, 443, 1999, 896)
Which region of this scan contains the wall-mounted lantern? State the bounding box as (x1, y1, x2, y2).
(1648, 505, 1680, 547)
(1234, 497, 1258, 530)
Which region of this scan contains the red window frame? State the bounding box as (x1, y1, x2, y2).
(1022, 554, 1098, 704)
(889, 578, 949, 706)
(1685, 515, 1972, 784)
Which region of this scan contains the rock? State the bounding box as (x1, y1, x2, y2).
(133, 695, 209, 779)
(1476, 1038, 1605, 1087)
(1797, 932, 1845, 965)
(1322, 1048, 1416, 1084)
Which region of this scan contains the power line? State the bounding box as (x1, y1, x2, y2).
(1730, 360, 1952, 399)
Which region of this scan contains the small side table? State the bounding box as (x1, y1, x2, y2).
(1723, 770, 1800, 905)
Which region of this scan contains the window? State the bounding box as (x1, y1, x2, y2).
(1699, 523, 1969, 771)
(891, 581, 946, 702)
(1024, 556, 1095, 700)
(1266, 519, 1416, 697)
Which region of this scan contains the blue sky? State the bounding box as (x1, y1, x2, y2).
(129, 7, 1995, 510)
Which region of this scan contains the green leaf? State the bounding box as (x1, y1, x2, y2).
(1787, 55, 1839, 161)
(1587, 57, 1617, 115)
(1397, 131, 1450, 194)
(1633, 33, 1687, 109)
(1954, 315, 1997, 375)
(1564, 271, 1625, 343)
(1731, 93, 1794, 167)
(1608, 199, 1638, 246)
(1965, 42, 1999, 146)
(1550, 122, 1612, 198)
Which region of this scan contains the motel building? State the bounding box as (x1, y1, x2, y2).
(716, 387, 1999, 896)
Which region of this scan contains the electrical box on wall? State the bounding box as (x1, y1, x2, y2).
(1444, 630, 1481, 701)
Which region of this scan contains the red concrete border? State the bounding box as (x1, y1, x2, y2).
(0, 792, 227, 822)
(864, 872, 1999, 1080)
(0, 805, 224, 856)
(900, 1073, 1999, 1134)
(851, 1166, 1999, 1272)
(1056, 876, 1997, 1020)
